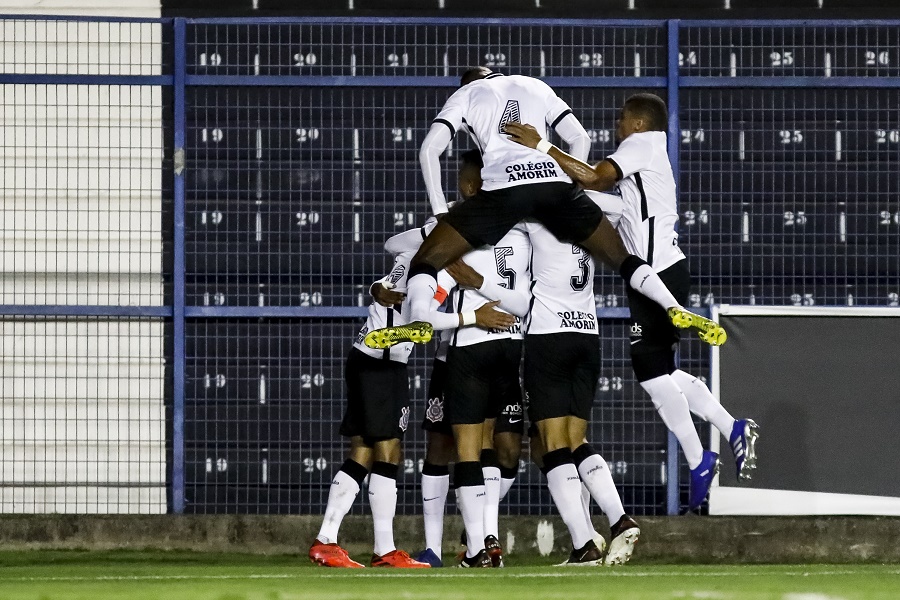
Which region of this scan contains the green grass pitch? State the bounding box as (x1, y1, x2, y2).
(1, 551, 898, 600)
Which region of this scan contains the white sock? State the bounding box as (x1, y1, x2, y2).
(422, 473, 449, 559)
(482, 466, 502, 539)
(629, 263, 681, 310)
(316, 469, 361, 544)
(641, 374, 704, 469)
(580, 483, 598, 537)
(577, 454, 626, 528)
(368, 473, 398, 557)
(672, 369, 736, 440)
(500, 477, 516, 500)
(456, 485, 487, 557)
(408, 272, 436, 321)
(546, 463, 594, 549)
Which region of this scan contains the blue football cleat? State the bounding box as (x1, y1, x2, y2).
(415, 548, 443, 568)
(730, 419, 760, 481)
(689, 450, 720, 511)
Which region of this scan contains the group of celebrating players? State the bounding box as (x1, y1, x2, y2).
(308, 66, 760, 569)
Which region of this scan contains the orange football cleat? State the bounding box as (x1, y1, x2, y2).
(371, 549, 432, 568)
(309, 540, 365, 568)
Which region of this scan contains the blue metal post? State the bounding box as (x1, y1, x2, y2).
(665, 18, 682, 517)
(172, 18, 187, 514)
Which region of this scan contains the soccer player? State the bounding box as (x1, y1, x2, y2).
(523, 189, 641, 566)
(505, 93, 759, 512)
(309, 222, 513, 569)
(418, 289, 526, 569)
(423, 151, 532, 568)
(365, 67, 725, 353)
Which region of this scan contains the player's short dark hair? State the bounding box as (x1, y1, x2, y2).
(460, 66, 492, 87)
(460, 149, 484, 168)
(624, 93, 668, 132)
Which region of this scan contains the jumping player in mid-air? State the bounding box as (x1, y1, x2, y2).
(364, 67, 726, 355)
(505, 93, 758, 511)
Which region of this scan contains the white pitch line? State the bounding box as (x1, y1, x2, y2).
(8, 569, 900, 583)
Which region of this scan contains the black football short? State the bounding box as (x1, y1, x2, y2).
(442, 181, 603, 248)
(524, 332, 600, 423)
(445, 339, 523, 426)
(626, 259, 692, 355)
(421, 356, 452, 436)
(493, 396, 525, 436)
(339, 348, 411, 443)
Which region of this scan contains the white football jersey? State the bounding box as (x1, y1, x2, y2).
(606, 131, 686, 272)
(432, 74, 575, 191)
(352, 251, 415, 363)
(524, 220, 598, 336)
(445, 226, 531, 347)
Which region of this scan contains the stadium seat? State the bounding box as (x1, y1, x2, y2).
(184, 402, 307, 446)
(186, 320, 361, 359)
(184, 445, 308, 486)
(184, 364, 346, 404)
(185, 278, 390, 307)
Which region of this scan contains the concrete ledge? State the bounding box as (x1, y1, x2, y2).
(0, 515, 898, 563)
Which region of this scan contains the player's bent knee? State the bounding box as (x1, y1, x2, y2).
(631, 349, 676, 383)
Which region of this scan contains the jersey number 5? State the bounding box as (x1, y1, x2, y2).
(570, 245, 590, 291)
(494, 246, 516, 290)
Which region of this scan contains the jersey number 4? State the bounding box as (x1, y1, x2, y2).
(497, 100, 521, 134)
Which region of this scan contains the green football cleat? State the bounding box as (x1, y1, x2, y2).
(364, 321, 434, 349)
(667, 307, 728, 346)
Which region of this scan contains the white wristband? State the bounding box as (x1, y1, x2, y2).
(461, 311, 477, 326)
(536, 139, 554, 154)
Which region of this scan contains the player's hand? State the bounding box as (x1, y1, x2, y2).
(473, 301, 516, 330)
(504, 122, 542, 149)
(371, 282, 406, 307)
(445, 258, 484, 289)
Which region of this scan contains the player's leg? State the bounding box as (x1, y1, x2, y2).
(354, 357, 428, 569)
(452, 422, 490, 566)
(525, 334, 598, 562)
(418, 357, 454, 566)
(445, 345, 493, 568)
(310, 435, 370, 568)
(310, 350, 376, 567)
(670, 370, 760, 481)
(479, 419, 503, 559)
(368, 439, 428, 568)
(370, 189, 529, 348)
(419, 431, 453, 566)
(368, 439, 402, 560)
(537, 185, 725, 345)
(629, 286, 718, 511)
(479, 339, 524, 567)
(495, 431, 522, 501)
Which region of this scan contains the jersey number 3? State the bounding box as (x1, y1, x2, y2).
(498, 100, 521, 134)
(570, 245, 590, 291)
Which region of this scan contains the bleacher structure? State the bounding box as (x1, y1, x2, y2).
(0, 16, 898, 516)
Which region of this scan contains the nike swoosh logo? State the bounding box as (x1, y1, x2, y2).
(508, 418, 522, 423)
(630, 340, 640, 345)
(423, 497, 440, 502)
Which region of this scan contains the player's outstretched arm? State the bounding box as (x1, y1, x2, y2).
(419, 122, 454, 216)
(504, 122, 618, 192)
(445, 259, 531, 318)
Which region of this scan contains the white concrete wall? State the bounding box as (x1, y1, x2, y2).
(1, 9, 166, 514)
(0, 1, 160, 18)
